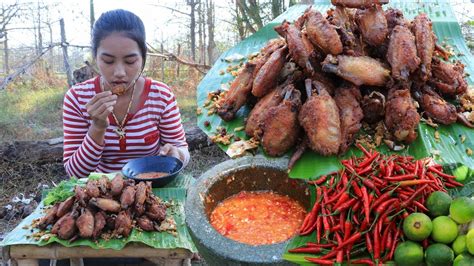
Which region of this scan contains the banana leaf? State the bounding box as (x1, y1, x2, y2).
(0, 175, 197, 252)
(196, 0, 474, 179)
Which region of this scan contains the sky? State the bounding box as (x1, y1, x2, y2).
(5, 0, 236, 49)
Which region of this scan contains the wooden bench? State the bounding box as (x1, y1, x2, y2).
(2, 243, 192, 266)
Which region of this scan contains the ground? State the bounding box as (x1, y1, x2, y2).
(0, 122, 228, 241)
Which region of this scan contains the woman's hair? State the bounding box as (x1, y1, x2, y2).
(92, 9, 147, 67)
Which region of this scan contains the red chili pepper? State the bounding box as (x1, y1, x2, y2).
(397, 179, 435, 186)
(304, 257, 334, 265)
(322, 208, 330, 237)
(351, 180, 363, 197)
(351, 201, 362, 212)
(288, 246, 322, 254)
(351, 259, 374, 265)
(333, 192, 350, 210)
(400, 184, 429, 209)
(428, 166, 455, 179)
(308, 175, 327, 185)
(356, 143, 371, 157)
(373, 221, 380, 260)
(336, 250, 343, 264)
(358, 152, 379, 169)
(413, 200, 429, 212)
(357, 165, 373, 176)
(333, 198, 357, 214)
(381, 222, 393, 253)
(361, 186, 371, 224)
(326, 189, 346, 205)
(384, 173, 416, 181)
(446, 179, 464, 187)
(306, 242, 335, 248)
(365, 232, 373, 253)
(374, 198, 398, 217)
(422, 238, 429, 249)
(316, 215, 322, 243)
(386, 226, 394, 256)
(371, 190, 393, 210)
(362, 179, 381, 195)
(335, 232, 363, 251)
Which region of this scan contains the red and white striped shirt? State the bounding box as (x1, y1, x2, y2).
(63, 76, 188, 178)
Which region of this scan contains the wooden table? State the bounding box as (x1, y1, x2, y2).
(2, 243, 192, 266)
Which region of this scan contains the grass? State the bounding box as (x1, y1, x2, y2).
(0, 84, 66, 141)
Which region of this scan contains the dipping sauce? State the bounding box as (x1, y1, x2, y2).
(135, 172, 168, 179)
(210, 191, 306, 246)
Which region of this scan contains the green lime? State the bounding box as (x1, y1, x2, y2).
(467, 229, 474, 255)
(453, 235, 468, 255)
(394, 241, 424, 266)
(450, 197, 474, 224)
(425, 243, 455, 266)
(453, 165, 469, 182)
(403, 212, 433, 241)
(453, 253, 474, 266)
(432, 216, 459, 244)
(427, 191, 452, 217)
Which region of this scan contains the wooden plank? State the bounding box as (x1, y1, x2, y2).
(9, 244, 192, 260)
(16, 259, 38, 266)
(69, 258, 83, 266)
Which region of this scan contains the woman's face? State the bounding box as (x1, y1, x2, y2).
(96, 32, 143, 89)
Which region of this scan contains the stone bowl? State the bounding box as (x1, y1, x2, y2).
(185, 155, 310, 265)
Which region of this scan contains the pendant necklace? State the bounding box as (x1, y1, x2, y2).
(101, 77, 137, 140)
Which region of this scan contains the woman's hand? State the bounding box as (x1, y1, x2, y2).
(159, 144, 182, 161)
(86, 91, 117, 130)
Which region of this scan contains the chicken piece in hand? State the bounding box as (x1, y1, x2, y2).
(299, 79, 341, 155)
(356, 5, 388, 46)
(274, 21, 314, 75)
(334, 84, 364, 154)
(322, 55, 390, 86)
(252, 45, 288, 98)
(430, 58, 468, 97)
(387, 25, 420, 82)
(217, 62, 256, 121)
(385, 88, 420, 143)
(411, 13, 435, 81)
(413, 85, 457, 125)
(303, 8, 343, 55)
(261, 85, 302, 156)
(331, 0, 388, 8)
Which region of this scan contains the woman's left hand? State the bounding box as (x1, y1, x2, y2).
(159, 144, 181, 161)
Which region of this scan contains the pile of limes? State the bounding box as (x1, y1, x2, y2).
(395, 192, 474, 266)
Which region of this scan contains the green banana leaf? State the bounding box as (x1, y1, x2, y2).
(196, 0, 474, 180)
(0, 174, 197, 252)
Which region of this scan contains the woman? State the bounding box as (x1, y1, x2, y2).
(63, 9, 189, 178)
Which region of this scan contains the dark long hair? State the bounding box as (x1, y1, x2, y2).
(92, 9, 147, 67)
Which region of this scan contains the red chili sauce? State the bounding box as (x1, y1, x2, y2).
(210, 191, 306, 246)
(135, 172, 168, 179)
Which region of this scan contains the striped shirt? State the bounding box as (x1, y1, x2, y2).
(63, 76, 188, 178)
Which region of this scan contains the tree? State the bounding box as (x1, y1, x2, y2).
(90, 0, 95, 33)
(186, 0, 199, 61)
(0, 2, 20, 74)
(206, 0, 217, 64)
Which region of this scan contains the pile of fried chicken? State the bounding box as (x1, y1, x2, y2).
(214, 0, 472, 166)
(35, 175, 168, 240)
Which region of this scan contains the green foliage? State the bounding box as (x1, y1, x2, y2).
(42, 178, 79, 206)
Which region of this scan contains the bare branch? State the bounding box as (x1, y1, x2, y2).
(148, 4, 190, 17)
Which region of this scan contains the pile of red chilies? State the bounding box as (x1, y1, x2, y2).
(291, 144, 463, 265)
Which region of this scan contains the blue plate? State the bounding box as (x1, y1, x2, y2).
(121, 155, 184, 187)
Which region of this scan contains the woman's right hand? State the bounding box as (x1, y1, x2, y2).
(86, 91, 117, 130)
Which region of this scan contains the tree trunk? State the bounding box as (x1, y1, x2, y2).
(89, 0, 95, 33)
(236, 0, 257, 35)
(60, 18, 73, 86)
(271, 0, 283, 19)
(197, 0, 204, 64)
(235, 1, 245, 40)
(4, 31, 9, 74)
(206, 0, 217, 64)
(187, 0, 197, 61)
(37, 1, 43, 56)
(176, 43, 181, 77)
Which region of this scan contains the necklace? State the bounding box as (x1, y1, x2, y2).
(101, 77, 137, 139)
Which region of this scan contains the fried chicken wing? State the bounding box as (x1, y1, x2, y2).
(356, 5, 388, 46)
(331, 0, 388, 8)
(245, 85, 285, 139)
(414, 85, 457, 125)
(261, 86, 302, 156)
(387, 25, 420, 81)
(275, 21, 314, 74)
(322, 55, 390, 86)
(92, 211, 106, 239)
(217, 62, 256, 121)
(411, 13, 435, 81)
(114, 210, 133, 237)
(89, 198, 121, 213)
(430, 58, 468, 97)
(76, 208, 94, 238)
(385, 88, 420, 143)
(252, 45, 288, 97)
(304, 9, 343, 55)
(334, 84, 364, 154)
(299, 79, 341, 155)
